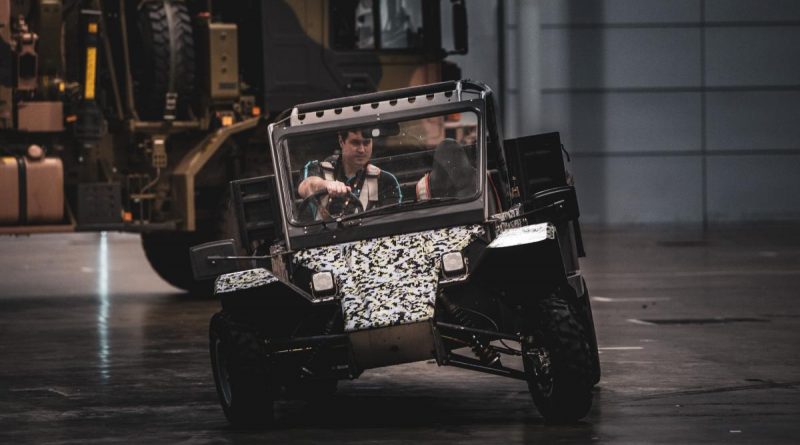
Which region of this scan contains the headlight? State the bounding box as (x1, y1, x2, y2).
(311, 271, 337, 297)
(441, 252, 466, 277)
(488, 223, 550, 248)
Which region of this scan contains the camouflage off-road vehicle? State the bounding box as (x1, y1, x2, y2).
(191, 80, 601, 425)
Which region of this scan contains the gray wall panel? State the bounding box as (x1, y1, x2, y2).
(540, 0, 700, 25)
(541, 28, 701, 89)
(443, 0, 500, 93)
(706, 91, 800, 151)
(541, 92, 702, 153)
(572, 156, 703, 224)
(707, 156, 800, 221)
(706, 27, 800, 86)
(706, 0, 800, 22)
(486, 1, 800, 223)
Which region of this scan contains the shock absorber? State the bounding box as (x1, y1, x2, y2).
(440, 293, 501, 366)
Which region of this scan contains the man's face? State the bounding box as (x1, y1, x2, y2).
(339, 131, 373, 171)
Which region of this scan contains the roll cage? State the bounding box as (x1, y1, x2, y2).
(268, 81, 504, 251)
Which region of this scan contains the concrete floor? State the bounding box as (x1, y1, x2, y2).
(1, 225, 799, 444)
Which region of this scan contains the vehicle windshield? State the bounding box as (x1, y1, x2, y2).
(283, 111, 480, 224)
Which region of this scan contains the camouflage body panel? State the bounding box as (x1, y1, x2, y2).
(294, 225, 484, 332)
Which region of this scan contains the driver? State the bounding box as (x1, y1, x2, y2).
(298, 129, 402, 215)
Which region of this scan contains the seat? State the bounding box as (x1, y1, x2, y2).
(428, 138, 476, 198)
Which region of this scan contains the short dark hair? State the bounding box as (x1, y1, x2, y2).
(337, 129, 370, 142)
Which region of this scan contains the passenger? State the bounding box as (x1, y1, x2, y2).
(298, 129, 402, 212)
(416, 138, 476, 200)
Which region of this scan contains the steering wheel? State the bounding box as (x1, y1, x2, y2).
(297, 188, 365, 221)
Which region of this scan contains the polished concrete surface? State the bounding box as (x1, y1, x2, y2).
(1, 225, 799, 444)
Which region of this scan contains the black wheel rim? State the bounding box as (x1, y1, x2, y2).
(526, 346, 554, 397)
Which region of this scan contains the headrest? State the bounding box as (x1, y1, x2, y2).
(429, 139, 476, 198)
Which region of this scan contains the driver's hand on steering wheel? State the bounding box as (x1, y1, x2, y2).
(323, 180, 351, 197)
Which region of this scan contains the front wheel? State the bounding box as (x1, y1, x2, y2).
(523, 290, 594, 423)
(576, 279, 601, 385)
(210, 313, 274, 427)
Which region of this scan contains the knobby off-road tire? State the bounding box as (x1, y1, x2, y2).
(134, 0, 196, 120)
(209, 312, 275, 427)
(577, 279, 601, 385)
(287, 378, 339, 401)
(524, 290, 594, 423)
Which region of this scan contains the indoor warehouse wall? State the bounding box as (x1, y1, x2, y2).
(454, 0, 800, 225)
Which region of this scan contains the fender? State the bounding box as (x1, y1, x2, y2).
(469, 222, 569, 305)
(214, 267, 315, 312)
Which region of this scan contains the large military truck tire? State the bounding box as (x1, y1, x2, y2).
(210, 312, 275, 427)
(523, 290, 594, 423)
(133, 0, 196, 120)
(141, 231, 212, 294)
(141, 180, 244, 294)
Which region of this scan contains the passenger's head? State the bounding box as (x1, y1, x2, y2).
(338, 129, 373, 173)
(430, 138, 476, 198)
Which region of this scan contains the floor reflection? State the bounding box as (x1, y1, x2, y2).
(97, 232, 110, 382)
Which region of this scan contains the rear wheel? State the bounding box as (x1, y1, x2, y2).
(523, 289, 593, 423)
(141, 231, 212, 294)
(210, 312, 274, 427)
(141, 188, 241, 294)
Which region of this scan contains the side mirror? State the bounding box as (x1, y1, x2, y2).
(190, 239, 239, 281)
(449, 0, 468, 55)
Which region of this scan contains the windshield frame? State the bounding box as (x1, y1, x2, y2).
(269, 99, 487, 251)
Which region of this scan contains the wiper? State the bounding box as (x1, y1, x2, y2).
(336, 197, 460, 224)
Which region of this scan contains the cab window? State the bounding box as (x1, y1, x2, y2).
(330, 0, 425, 51)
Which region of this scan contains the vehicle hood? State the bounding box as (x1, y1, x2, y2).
(293, 225, 485, 331)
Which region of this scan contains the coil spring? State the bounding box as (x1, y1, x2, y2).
(441, 294, 501, 366)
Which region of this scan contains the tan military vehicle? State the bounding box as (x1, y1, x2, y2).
(0, 0, 467, 292)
